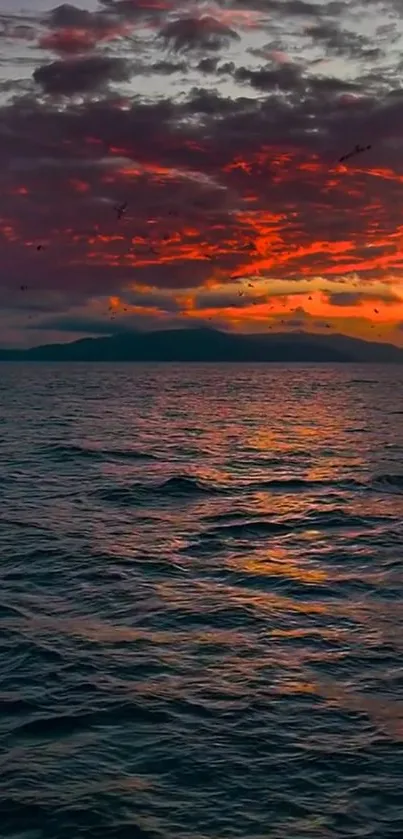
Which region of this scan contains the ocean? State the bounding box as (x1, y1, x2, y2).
(1, 362, 403, 839)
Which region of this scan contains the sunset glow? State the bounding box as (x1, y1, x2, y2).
(1, 0, 403, 347)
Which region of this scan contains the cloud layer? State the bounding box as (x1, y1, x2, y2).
(1, 0, 403, 346)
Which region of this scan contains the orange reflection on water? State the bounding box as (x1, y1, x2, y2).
(234, 553, 328, 585)
(156, 579, 329, 618)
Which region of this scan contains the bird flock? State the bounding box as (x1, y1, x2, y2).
(18, 142, 383, 336)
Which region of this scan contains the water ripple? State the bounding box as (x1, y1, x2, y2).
(1, 363, 403, 839)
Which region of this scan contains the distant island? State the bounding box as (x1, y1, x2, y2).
(1, 328, 403, 362)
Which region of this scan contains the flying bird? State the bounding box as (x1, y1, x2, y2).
(339, 144, 371, 163)
(115, 201, 128, 220)
(373, 308, 379, 314)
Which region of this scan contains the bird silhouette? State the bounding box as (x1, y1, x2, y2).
(115, 201, 128, 220)
(339, 144, 371, 163)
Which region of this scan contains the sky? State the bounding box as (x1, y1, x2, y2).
(2, 1, 403, 347)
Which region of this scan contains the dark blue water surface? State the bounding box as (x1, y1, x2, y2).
(1, 363, 403, 839)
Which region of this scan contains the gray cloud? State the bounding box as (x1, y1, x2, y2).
(306, 23, 383, 62)
(33, 55, 132, 94)
(151, 59, 187, 75)
(46, 3, 112, 31)
(328, 290, 401, 306)
(220, 0, 323, 15)
(197, 57, 219, 74)
(158, 15, 240, 53)
(234, 64, 304, 93)
(30, 314, 121, 334)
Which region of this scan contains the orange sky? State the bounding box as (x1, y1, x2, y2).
(1, 0, 403, 347)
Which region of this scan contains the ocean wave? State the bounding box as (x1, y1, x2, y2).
(251, 477, 363, 492)
(98, 475, 227, 505)
(8, 702, 170, 744)
(39, 443, 160, 462)
(2, 364, 403, 839)
(350, 379, 379, 384)
(96, 472, 403, 509)
(202, 520, 291, 539)
(201, 509, 393, 541)
(372, 474, 403, 493)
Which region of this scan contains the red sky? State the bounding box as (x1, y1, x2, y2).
(1, 0, 403, 347)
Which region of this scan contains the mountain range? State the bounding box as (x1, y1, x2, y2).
(1, 328, 403, 362)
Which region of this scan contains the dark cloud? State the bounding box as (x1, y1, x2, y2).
(328, 290, 401, 306)
(197, 57, 219, 74)
(46, 4, 111, 31)
(197, 59, 236, 77)
(306, 23, 383, 62)
(218, 0, 323, 15)
(33, 55, 132, 94)
(31, 309, 197, 336)
(158, 15, 240, 53)
(218, 62, 236, 75)
(234, 64, 304, 93)
(30, 314, 121, 334)
(221, 61, 362, 99)
(2, 0, 403, 347)
(151, 59, 187, 75)
(38, 3, 130, 54)
(184, 87, 240, 115)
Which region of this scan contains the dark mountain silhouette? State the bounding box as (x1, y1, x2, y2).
(1, 328, 403, 362)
